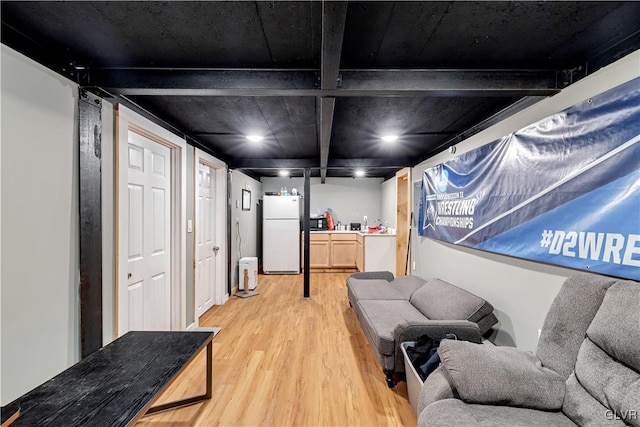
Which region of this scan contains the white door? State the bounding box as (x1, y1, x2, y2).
(196, 162, 216, 318)
(124, 130, 171, 332)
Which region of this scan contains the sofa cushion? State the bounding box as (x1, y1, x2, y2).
(536, 273, 616, 379)
(586, 280, 640, 372)
(574, 338, 640, 420)
(606, 380, 640, 427)
(575, 279, 640, 427)
(563, 373, 627, 427)
(418, 399, 577, 427)
(347, 278, 406, 305)
(437, 340, 565, 410)
(409, 279, 493, 324)
(355, 300, 427, 355)
(389, 275, 427, 299)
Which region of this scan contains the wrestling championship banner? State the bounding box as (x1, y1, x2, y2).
(418, 77, 640, 280)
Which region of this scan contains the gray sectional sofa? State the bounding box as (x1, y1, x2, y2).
(417, 273, 640, 426)
(347, 271, 498, 387)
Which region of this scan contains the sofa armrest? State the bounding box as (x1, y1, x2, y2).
(437, 340, 565, 410)
(394, 320, 483, 346)
(349, 271, 394, 282)
(393, 320, 483, 373)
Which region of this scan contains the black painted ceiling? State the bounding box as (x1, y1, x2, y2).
(2, 1, 639, 179)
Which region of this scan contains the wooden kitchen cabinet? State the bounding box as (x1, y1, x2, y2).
(308, 233, 330, 268)
(303, 232, 358, 271)
(302, 232, 394, 273)
(356, 234, 364, 272)
(330, 233, 357, 268)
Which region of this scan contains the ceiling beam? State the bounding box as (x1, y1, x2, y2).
(321, 1, 348, 91)
(339, 69, 558, 93)
(318, 1, 348, 183)
(87, 69, 559, 97)
(228, 157, 415, 169)
(87, 68, 318, 92)
(229, 158, 319, 169)
(318, 97, 335, 183)
(328, 158, 417, 168)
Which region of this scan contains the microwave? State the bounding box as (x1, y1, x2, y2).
(309, 217, 328, 230)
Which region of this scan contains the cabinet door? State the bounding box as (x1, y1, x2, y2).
(356, 241, 364, 271)
(331, 240, 357, 268)
(310, 240, 330, 268)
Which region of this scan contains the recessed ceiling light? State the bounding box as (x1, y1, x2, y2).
(381, 134, 398, 143)
(355, 169, 365, 177)
(279, 170, 289, 177)
(246, 134, 264, 142)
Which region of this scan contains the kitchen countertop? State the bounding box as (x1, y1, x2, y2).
(309, 230, 396, 236)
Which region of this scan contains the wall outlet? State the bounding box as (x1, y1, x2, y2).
(363, 215, 368, 223)
(412, 261, 416, 271)
(236, 217, 240, 224)
(235, 200, 239, 208)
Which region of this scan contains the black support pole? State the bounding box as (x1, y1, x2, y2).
(79, 90, 103, 358)
(303, 168, 311, 298)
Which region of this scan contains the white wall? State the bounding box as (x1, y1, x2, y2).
(412, 49, 640, 352)
(262, 177, 383, 226)
(231, 171, 262, 286)
(0, 46, 222, 402)
(380, 177, 397, 228)
(1, 45, 80, 403)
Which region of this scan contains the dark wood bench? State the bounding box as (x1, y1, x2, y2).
(1, 331, 214, 426)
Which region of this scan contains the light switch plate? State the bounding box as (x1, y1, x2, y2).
(187, 219, 193, 233)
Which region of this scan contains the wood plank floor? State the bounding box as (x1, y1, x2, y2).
(137, 273, 416, 427)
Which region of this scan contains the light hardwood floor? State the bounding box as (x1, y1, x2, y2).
(137, 273, 416, 426)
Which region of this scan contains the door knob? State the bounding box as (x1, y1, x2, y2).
(213, 246, 220, 253)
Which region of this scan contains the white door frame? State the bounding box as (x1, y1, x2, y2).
(115, 105, 187, 335)
(195, 148, 228, 320)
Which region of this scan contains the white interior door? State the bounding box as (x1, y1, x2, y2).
(196, 162, 217, 318)
(124, 130, 171, 332)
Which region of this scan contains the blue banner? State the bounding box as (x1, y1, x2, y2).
(419, 77, 640, 281)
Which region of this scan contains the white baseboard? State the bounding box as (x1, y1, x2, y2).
(221, 293, 230, 305)
(186, 321, 198, 330)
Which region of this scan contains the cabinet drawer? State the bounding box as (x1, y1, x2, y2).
(330, 233, 356, 241)
(309, 233, 330, 241)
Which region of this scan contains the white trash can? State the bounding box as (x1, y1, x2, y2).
(401, 341, 424, 415)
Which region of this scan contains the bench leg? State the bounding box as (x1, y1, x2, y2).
(146, 341, 213, 415)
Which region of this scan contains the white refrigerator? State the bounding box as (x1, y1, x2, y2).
(262, 195, 301, 274)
